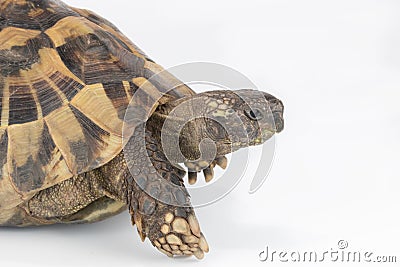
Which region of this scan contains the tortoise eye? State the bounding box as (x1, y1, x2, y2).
(245, 108, 263, 121)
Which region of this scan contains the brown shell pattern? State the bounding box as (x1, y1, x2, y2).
(0, 0, 194, 200)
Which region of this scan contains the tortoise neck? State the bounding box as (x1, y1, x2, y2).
(146, 112, 205, 164)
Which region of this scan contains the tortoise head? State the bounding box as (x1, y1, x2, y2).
(151, 89, 284, 164)
(203, 89, 283, 152)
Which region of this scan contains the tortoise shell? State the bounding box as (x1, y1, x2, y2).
(0, 0, 194, 209)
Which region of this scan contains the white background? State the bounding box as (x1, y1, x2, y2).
(1, 0, 399, 266)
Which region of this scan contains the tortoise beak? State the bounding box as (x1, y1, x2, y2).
(262, 92, 284, 133)
(273, 111, 284, 133)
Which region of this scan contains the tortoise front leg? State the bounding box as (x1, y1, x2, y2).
(104, 123, 209, 259)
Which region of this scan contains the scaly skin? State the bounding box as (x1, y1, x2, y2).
(149, 89, 284, 183)
(120, 123, 209, 258)
(0, 0, 285, 260)
(25, 88, 284, 259)
(117, 89, 284, 258)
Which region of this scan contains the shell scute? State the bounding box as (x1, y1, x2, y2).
(0, 0, 194, 200)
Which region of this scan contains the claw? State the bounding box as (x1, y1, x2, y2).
(188, 172, 197, 185)
(199, 233, 209, 253)
(186, 156, 228, 185)
(188, 214, 201, 237)
(210, 161, 216, 168)
(193, 249, 204, 259)
(134, 212, 146, 242)
(216, 156, 228, 169)
(203, 167, 214, 183)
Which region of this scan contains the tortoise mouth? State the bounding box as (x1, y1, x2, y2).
(273, 111, 284, 133)
(250, 129, 275, 146)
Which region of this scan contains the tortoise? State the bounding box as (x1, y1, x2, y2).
(0, 0, 284, 259)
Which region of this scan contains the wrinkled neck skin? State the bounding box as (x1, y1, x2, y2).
(146, 112, 212, 165)
(147, 102, 237, 166)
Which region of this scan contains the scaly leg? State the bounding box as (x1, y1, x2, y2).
(26, 170, 105, 220)
(117, 123, 209, 258)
